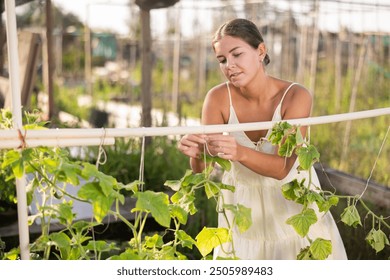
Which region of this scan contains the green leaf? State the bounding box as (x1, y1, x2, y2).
(78, 182, 114, 223)
(81, 163, 117, 196)
(23, 123, 47, 130)
(121, 180, 143, 193)
(269, 122, 292, 145)
(213, 157, 231, 171)
(2, 248, 20, 260)
(218, 182, 235, 193)
(158, 246, 177, 260)
(59, 161, 80, 186)
(164, 179, 182, 191)
(12, 158, 24, 178)
(317, 195, 339, 213)
(340, 205, 362, 228)
(145, 234, 164, 249)
(224, 204, 252, 233)
(235, 204, 252, 233)
(278, 134, 296, 157)
(365, 228, 390, 253)
(85, 240, 119, 252)
(297, 246, 313, 260)
(310, 238, 332, 260)
(171, 191, 197, 215)
(72, 220, 100, 232)
(43, 159, 60, 176)
(170, 191, 182, 204)
(169, 204, 188, 224)
(134, 191, 171, 228)
(2, 150, 24, 178)
(196, 227, 230, 257)
(182, 172, 205, 187)
(53, 201, 75, 226)
(176, 230, 196, 249)
(296, 145, 320, 170)
(165, 170, 194, 191)
(21, 148, 34, 162)
(205, 181, 220, 199)
(110, 249, 141, 260)
(306, 191, 324, 207)
(286, 208, 318, 237)
(50, 232, 71, 249)
(49, 232, 72, 259)
(282, 179, 304, 203)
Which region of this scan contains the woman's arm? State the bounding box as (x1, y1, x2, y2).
(206, 85, 312, 180)
(179, 84, 228, 173)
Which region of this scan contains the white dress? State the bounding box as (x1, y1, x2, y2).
(213, 82, 348, 260)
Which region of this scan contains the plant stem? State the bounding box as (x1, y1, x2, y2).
(28, 162, 88, 203)
(358, 199, 390, 229)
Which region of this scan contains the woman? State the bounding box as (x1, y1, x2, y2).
(178, 18, 347, 260)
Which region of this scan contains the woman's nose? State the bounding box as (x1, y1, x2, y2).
(226, 59, 235, 69)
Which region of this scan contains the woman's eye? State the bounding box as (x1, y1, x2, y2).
(233, 52, 242, 57)
(219, 59, 226, 64)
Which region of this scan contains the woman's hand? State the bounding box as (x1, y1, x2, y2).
(178, 134, 207, 159)
(206, 134, 241, 161)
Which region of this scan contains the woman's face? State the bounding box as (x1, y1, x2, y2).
(213, 35, 263, 87)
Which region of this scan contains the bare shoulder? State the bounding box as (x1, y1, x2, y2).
(282, 83, 313, 119)
(204, 83, 229, 103)
(202, 83, 230, 124)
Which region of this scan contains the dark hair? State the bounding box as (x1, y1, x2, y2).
(212, 18, 270, 65)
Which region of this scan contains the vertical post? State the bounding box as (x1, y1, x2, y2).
(45, 0, 55, 119)
(4, 0, 30, 260)
(140, 8, 152, 130)
(84, 3, 92, 96)
(0, 1, 5, 75)
(296, 24, 308, 84)
(171, 5, 181, 116)
(334, 31, 342, 113)
(334, 0, 343, 113)
(308, 0, 320, 96)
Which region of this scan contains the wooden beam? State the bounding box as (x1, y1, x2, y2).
(315, 164, 390, 209)
(3, 31, 41, 109)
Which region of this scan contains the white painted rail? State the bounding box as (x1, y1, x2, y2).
(0, 107, 389, 149)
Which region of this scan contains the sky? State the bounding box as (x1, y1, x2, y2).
(49, 0, 390, 36)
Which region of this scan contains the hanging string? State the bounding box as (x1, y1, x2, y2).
(134, 136, 146, 225)
(95, 128, 108, 169)
(357, 125, 390, 202)
(138, 136, 146, 192)
(204, 140, 217, 157)
(93, 127, 108, 259)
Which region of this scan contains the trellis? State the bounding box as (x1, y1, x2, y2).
(3, 0, 390, 260)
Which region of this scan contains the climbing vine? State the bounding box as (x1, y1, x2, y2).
(269, 122, 389, 259)
(0, 110, 388, 260)
(0, 110, 248, 260)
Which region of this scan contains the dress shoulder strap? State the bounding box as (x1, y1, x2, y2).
(279, 82, 298, 106)
(226, 82, 233, 107)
